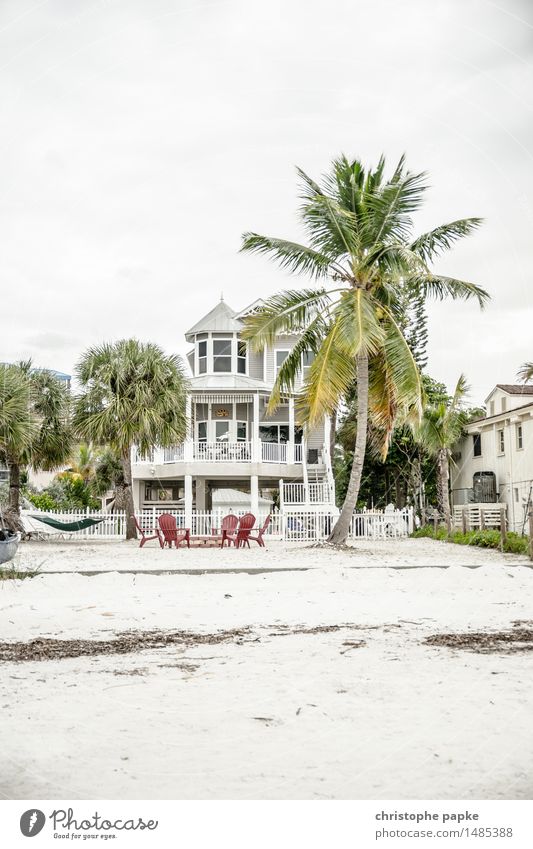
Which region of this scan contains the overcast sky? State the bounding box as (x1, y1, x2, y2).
(1, 0, 532, 405)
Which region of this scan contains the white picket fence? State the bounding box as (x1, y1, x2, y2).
(26, 506, 413, 542)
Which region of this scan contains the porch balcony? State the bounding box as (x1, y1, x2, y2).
(133, 440, 304, 465)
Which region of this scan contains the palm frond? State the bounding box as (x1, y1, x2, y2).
(297, 322, 357, 425)
(240, 234, 335, 280)
(411, 218, 483, 263)
(240, 288, 334, 350)
(332, 289, 386, 358)
(518, 361, 533, 383)
(408, 274, 490, 308)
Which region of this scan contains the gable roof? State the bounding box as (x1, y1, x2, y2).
(495, 384, 533, 395)
(185, 300, 242, 341)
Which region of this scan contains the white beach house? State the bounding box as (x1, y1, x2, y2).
(130, 299, 336, 521)
(451, 383, 533, 531)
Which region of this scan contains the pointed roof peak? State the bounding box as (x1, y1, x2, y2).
(185, 300, 241, 340)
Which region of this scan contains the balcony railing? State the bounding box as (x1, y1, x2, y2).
(261, 442, 287, 463)
(194, 441, 251, 462)
(134, 440, 306, 465)
(283, 482, 331, 504)
(163, 445, 184, 462)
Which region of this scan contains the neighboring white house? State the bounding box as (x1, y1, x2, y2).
(451, 384, 533, 532)
(130, 298, 336, 519)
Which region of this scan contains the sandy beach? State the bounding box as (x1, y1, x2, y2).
(1, 538, 532, 800)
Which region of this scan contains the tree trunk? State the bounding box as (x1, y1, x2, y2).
(328, 353, 369, 545)
(437, 448, 451, 530)
(3, 461, 24, 533)
(120, 449, 137, 540)
(8, 462, 21, 513)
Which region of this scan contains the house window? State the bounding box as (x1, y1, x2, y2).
(501, 397, 507, 412)
(473, 434, 482, 457)
(237, 341, 247, 374)
(237, 421, 247, 442)
(489, 401, 495, 416)
(302, 351, 314, 381)
(215, 421, 229, 442)
(197, 340, 207, 374)
(516, 424, 523, 450)
(197, 421, 207, 442)
(498, 429, 505, 454)
(213, 339, 232, 373)
(276, 350, 289, 375)
(514, 488, 520, 502)
(259, 424, 289, 443)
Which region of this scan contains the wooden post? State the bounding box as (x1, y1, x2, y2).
(461, 507, 467, 534)
(529, 511, 533, 562)
(480, 508, 485, 531)
(500, 506, 507, 552)
(433, 509, 438, 537)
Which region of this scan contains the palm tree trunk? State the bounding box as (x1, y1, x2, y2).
(437, 448, 452, 531)
(328, 353, 369, 545)
(3, 461, 24, 533)
(120, 449, 137, 540)
(8, 461, 21, 514)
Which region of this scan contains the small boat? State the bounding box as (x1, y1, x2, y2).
(0, 530, 20, 565)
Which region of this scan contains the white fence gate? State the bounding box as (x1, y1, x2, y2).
(25, 506, 413, 542)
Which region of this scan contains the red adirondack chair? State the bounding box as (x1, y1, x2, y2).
(132, 515, 163, 548)
(221, 512, 256, 548)
(248, 514, 271, 547)
(158, 513, 190, 548)
(219, 514, 239, 547)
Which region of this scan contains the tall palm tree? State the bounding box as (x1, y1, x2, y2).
(518, 362, 533, 383)
(73, 339, 188, 540)
(0, 362, 72, 529)
(240, 155, 489, 544)
(414, 375, 469, 529)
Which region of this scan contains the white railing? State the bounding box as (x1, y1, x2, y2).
(163, 445, 184, 462)
(133, 448, 155, 464)
(194, 441, 251, 461)
(133, 441, 306, 465)
(261, 442, 287, 463)
(283, 482, 331, 504)
(23, 507, 413, 541)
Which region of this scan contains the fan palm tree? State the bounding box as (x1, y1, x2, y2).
(0, 362, 72, 529)
(518, 362, 533, 383)
(414, 375, 469, 529)
(240, 155, 489, 544)
(73, 339, 188, 540)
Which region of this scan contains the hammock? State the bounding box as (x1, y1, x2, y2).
(29, 515, 105, 532)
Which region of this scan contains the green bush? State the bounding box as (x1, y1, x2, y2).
(412, 525, 529, 555)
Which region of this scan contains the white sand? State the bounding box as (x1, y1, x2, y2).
(1, 538, 532, 800)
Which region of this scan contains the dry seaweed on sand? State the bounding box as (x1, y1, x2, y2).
(0, 627, 252, 663)
(424, 625, 533, 654)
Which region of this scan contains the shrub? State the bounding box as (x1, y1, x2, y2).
(412, 525, 529, 555)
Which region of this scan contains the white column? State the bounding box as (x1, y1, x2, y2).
(252, 393, 260, 461)
(288, 396, 295, 464)
(323, 413, 331, 463)
(184, 396, 193, 460)
(250, 475, 259, 516)
(184, 475, 193, 529)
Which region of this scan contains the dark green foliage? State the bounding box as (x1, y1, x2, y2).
(412, 525, 529, 555)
